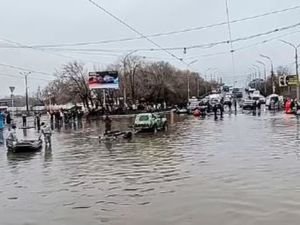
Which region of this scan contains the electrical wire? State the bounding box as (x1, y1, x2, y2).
(26, 4, 300, 48)
(0, 63, 53, 77)
(0, 73, 52, 82)
(21, 21, 300, 54)
(0, 38, 103, 65)
(86, 0, 186, 65)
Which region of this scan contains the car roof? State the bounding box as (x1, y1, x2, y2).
(136, 113, 152, 116)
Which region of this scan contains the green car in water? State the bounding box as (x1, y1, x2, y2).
(134, 113, 168, 133)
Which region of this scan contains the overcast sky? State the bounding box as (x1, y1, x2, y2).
(0, 0, 300, 97)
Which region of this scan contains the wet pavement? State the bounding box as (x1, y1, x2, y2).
(1, 111, 300, 225)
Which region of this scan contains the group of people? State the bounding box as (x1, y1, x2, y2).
(193, 97, 238, 119)
(284, 98, 300, 114)
(48, 108, 84, 125)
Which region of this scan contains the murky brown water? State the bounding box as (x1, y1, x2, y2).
(1, 112, 300, 225)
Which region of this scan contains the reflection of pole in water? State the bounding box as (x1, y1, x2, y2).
(170, 111, 174, 125)
(23, 128, 27, 137)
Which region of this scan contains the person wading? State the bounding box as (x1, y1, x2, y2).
(6, 112, 12, 131)
(233, 98, 237, 112)
(0, 111, 5, 144)
(41, 122, 52, 147)
(22, 113, 27, 127)
(36, 113, 41, 131)
(104, 115, 112, 134)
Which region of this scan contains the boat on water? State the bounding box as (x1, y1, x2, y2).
(6, 127, 43, 153)
(99, 130, 133, 142)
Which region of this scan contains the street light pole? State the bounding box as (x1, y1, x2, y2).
(123, 50, 138, 105)
(260, 54, 275, 94)
(9, 86, 15, 115)
(257, 60, 267, 95)
(20, 72, 31, 113)
(252, 64, 261, 79)
(280, 40, 300, 99)
(187, 59, 198, 101)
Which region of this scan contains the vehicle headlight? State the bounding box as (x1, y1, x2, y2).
(12, 141, 17, 146)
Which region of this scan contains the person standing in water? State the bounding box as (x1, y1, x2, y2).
(0, 111, 5, 144)
(41, 122, 52, 146)
(104, 115, 112, 134)
(6, 112, 12, 131)
(36, 113, 41, 131)
(22, 113, 27, 127)
(233, 98, 237, 112)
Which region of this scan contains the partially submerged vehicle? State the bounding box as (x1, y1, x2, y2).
(266, 94, 281, 110)
(241, 99, 256, 110)
(251, 90, 266, 104)
(134, 113, 168, 133)
(6, 128, 43, 153)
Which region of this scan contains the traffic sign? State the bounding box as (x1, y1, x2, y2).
(286, 75, 298, 86)
(9, 86, 15, 93)
(279, 76, 286, 87)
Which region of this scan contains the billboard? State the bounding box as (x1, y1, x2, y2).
(88, 71, 119, 89)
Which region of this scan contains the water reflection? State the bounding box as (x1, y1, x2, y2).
(1, 112, 300, 225)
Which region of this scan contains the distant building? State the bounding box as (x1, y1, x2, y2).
(0, 100, 9, 111)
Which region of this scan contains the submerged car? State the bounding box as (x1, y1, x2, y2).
(6, 128, 43, 153)
(134, 113, 168, 133)
(241, 99, 256, 110)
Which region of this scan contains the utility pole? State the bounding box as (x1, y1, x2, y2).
(280, 40, 300, 99)
(260, 54, 275, 94)
(20, 72, 31, 113)
(9, 86, 15, 115)
(252, 64, 261, 79)
(123, 50, 138, 105)
(257, 60, 267, 96)
(186, 59, 198, 101)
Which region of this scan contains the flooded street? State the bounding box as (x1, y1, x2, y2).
(1, 112, 300, 225)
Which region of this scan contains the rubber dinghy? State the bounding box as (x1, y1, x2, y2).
(99, 130, 133, 142)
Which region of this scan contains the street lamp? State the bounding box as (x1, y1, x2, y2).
(248, 67, 257, 80)
(20, 71, 31, 113)
(260, 54, 275, 93)
(252, 64, 261, 79)
(257, 60, 267, 95)
(9, 86, 15, 115)
(187, 59, 199, 101)
(280, 40, 300, 99)
(123, 50, 139, 105)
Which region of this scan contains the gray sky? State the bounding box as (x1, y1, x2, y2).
(0, 0, 300, 96)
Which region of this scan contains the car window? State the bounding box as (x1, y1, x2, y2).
(138, 115, 149, 121)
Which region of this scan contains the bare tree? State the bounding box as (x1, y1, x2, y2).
(59, 61, 93, 111)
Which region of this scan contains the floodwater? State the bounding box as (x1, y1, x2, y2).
(1, 111, 300, 225)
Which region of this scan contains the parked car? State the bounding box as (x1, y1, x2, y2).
(134, 113, 168, 133)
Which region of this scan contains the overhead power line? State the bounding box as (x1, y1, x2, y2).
(0, 73, 52, 82)
(0, 63, 53, 77)
(23, 4, 300, 48)
(86, 0, 186, 65)
(23, 21, 300, 54)
(188, 29, 300, 59)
